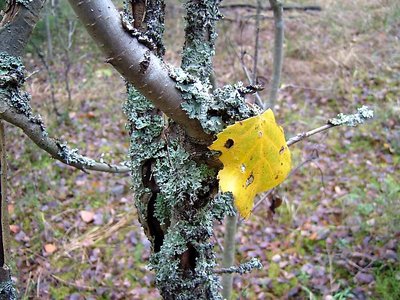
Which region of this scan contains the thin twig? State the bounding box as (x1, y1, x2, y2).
(254, 105, 376, 211)
(252, 0, 262, 84)
(0, 121, 11, 271)
(252, 189, 274, 212)
(286, 124, 334, 147)
(281, 83, 332, 92)
(238, 51, 263, 106)
(51, 274, 97, 291)
(31, 41, 60, 117)
(252, 150, 319, 211)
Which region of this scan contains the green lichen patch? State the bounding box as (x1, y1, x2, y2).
(0, 52, 47, 134)
(56, 142, 96, 167)
(217, 257, 262, 275)
(181, 0, 222, 81)
(0, 52, 25, 88)
(329, 105, 374, 127)
(169, 66, 260, 134)
(123, 83, 165, 218)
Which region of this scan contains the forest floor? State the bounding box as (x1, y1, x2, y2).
(5, 0, 400, 299)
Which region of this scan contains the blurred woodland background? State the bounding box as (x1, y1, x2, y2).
(1, 0, 399, 299)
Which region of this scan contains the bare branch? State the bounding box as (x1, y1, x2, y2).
(220, 4, 322, 12)
(0, 120, 17, 297)
(252, 0, 262, 85)
(0, 121, 10, 268)
(286, 124, 333, 147)
(221, 214, 238, 299)
(67, 0, 211, 142)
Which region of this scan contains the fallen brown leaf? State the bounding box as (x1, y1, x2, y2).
(80, 210, 95, 223)
(44, 244, 57, 254)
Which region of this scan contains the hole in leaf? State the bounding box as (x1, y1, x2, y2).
(258, 131, 263, 137)
(279, 146, 285, 154)
(245, 173, 254, 188)
(224, 139, 234, 149)
(241, 164, 246, 173)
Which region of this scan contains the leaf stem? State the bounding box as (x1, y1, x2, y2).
(286, 124, 334, 147)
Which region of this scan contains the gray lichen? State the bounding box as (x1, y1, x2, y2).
(0, 52, 106, 169)
(123, 83, 165, 220)
(329, 105, 374, 127)
(0, 52, 47, 134)
(0, 279, 17, 300)
(56, 143, 96, 167)
(15, 0, 33, 8)
(169, 66, 260, 134)
(216, 258, 262, 275)
(181, 0, 222, 81)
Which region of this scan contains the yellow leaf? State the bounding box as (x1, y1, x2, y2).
(209, 109, 291, 218)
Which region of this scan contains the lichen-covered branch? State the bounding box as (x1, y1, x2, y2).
(215, 258, 262, 275)
(0, 53, 129, 173)
(181, 0, 221, 82)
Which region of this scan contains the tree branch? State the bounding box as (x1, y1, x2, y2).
(0, 121, 10, 269)
(220, 4, 322, 11)
(215, 258, 262, 274)
(0, 96, 130, 174)
(221, 214, 238, 299)
(67, 0, 211, 142)
(286, 106, 374, 147)
(0, 120, 17, 298)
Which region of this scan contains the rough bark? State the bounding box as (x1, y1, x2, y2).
(0, 0, 46, 56)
